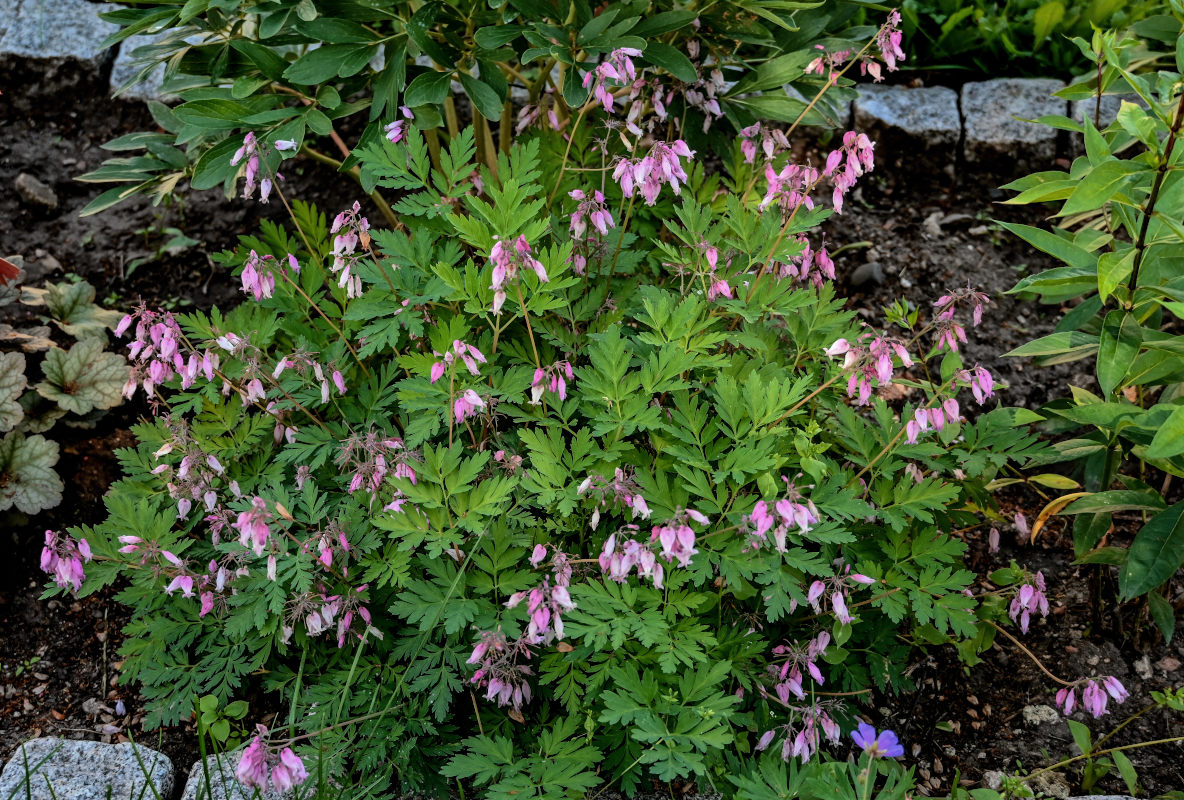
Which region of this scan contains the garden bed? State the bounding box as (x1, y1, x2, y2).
(3, 63, 1183, 800)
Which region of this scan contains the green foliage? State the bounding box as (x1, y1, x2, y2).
(1002, 14, 1184, 616)
(0, 264, 128, 515)
(896, 0, 1161, 77)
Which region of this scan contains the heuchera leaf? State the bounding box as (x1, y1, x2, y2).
(0, 352, 27, 432)
(35, 339, 129, 415)
(21, 280, 123, 338)
(0, 430, 62, 513)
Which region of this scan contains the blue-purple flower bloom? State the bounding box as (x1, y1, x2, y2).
(851, 722, 904, 758)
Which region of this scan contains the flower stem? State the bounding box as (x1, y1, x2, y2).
(276, 270, 369, 378)
(515, 283, 541, 367)
(986, 620, 1074, 686)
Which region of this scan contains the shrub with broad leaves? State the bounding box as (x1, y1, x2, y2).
(1002, 15, 1184, 633)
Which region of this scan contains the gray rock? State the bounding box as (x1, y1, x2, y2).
(1031, 770, 1071, 799)
(14, 173, 58, 212)
(109, 32, 172, 102)
(181, 750, 293, 800)
(982, 770, 1005, 789)
(1021, 703, 1060, 726)
(962, 78, 1066, 166)
(849, 261, 884, 288)
(0, 0, 119, 66)
(0, 737, 174, 800)
(853, 84, 961, 150)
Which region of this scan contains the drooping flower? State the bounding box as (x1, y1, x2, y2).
(230, 132, 282, 202)
(453, 389, 485, 423)
(430, 340, 487, 383)
(581, 47, 642, 113)
(530, 361, 575, 405)
(329, 201, 370, 299)
(236, 727, 309, 793)
(235, 730, 270, 789)
(825, 334, 912, 405)
(652, 508, 709, 568)
(384, 105, 415, 144)
(467, 629, 535, 712)
(746, 478, 820, 552)
(235, 496, 273, 557)
(1008, 571, 1049, 634)
(489, 236, 548, 314)
(578, 468, 651, 529)
(612, 140, 695, 206)
(851, 722, 904, 758)
(599, 528, 665, 588)
(40, 530, 92, 594)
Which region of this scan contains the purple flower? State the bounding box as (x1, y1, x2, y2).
(271, 748, 309, 791)
(235, 730, 270, 789)
(851, 722, 904, 758)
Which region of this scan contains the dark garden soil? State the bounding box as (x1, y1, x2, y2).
(3, 60, 1183, 798)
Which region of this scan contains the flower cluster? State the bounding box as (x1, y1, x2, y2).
(568, 189, 614, 242)
(40, 530, 92, 593)
(702, 245, 733, 301)
(1009, 571, 1049, 633)
(506, 546, 576, 644)
(582, 47, 642, 113)
(430, 340, 487, 383)
(467, 629, 535, 712)
(453, 389, 486, 423)
(739, 123, 790, 164)
(806, 46, 852, 81)
(273, 349, 345, 406)
(530, 361, 574, 405)
(599, 527, 665, 588)
(577, 468, 652, 529)
(652, 508, 709, 567)
(825, 335, 913, 405)
(958, 365, 996, 404)
(1056, 676, 1129, 718)
(775, 237, 836, 288)
(490, 235, 548, 314)
(384, 105, 414, 144)
(767, 632, 831, 703)
(872, 10, 906, 77)
(236, 726, 309, 793)
(516, 94, 563, 135)
(117, 305, 219, 400)
(904, 398, 962, 444)
(336, 431, 416, 497)
(235, 496, 273, 557)
(806, 566, 876, 624)
(824, 131, 875, 214)
(330, 202, 371, 299)
(568, 189, 615, 275)
(756, 701, 843, 762)
(682, 67, 727, 133)
(612, 140, 695, 206)
(230, 132, 280, 202)
(746, 479, 820, 551)
(241, 251, 299, 302)
(149, 417, 241, 519)
(759, 161, 819, 214)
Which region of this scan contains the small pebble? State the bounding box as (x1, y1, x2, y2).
(14, 173, 60, 212)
